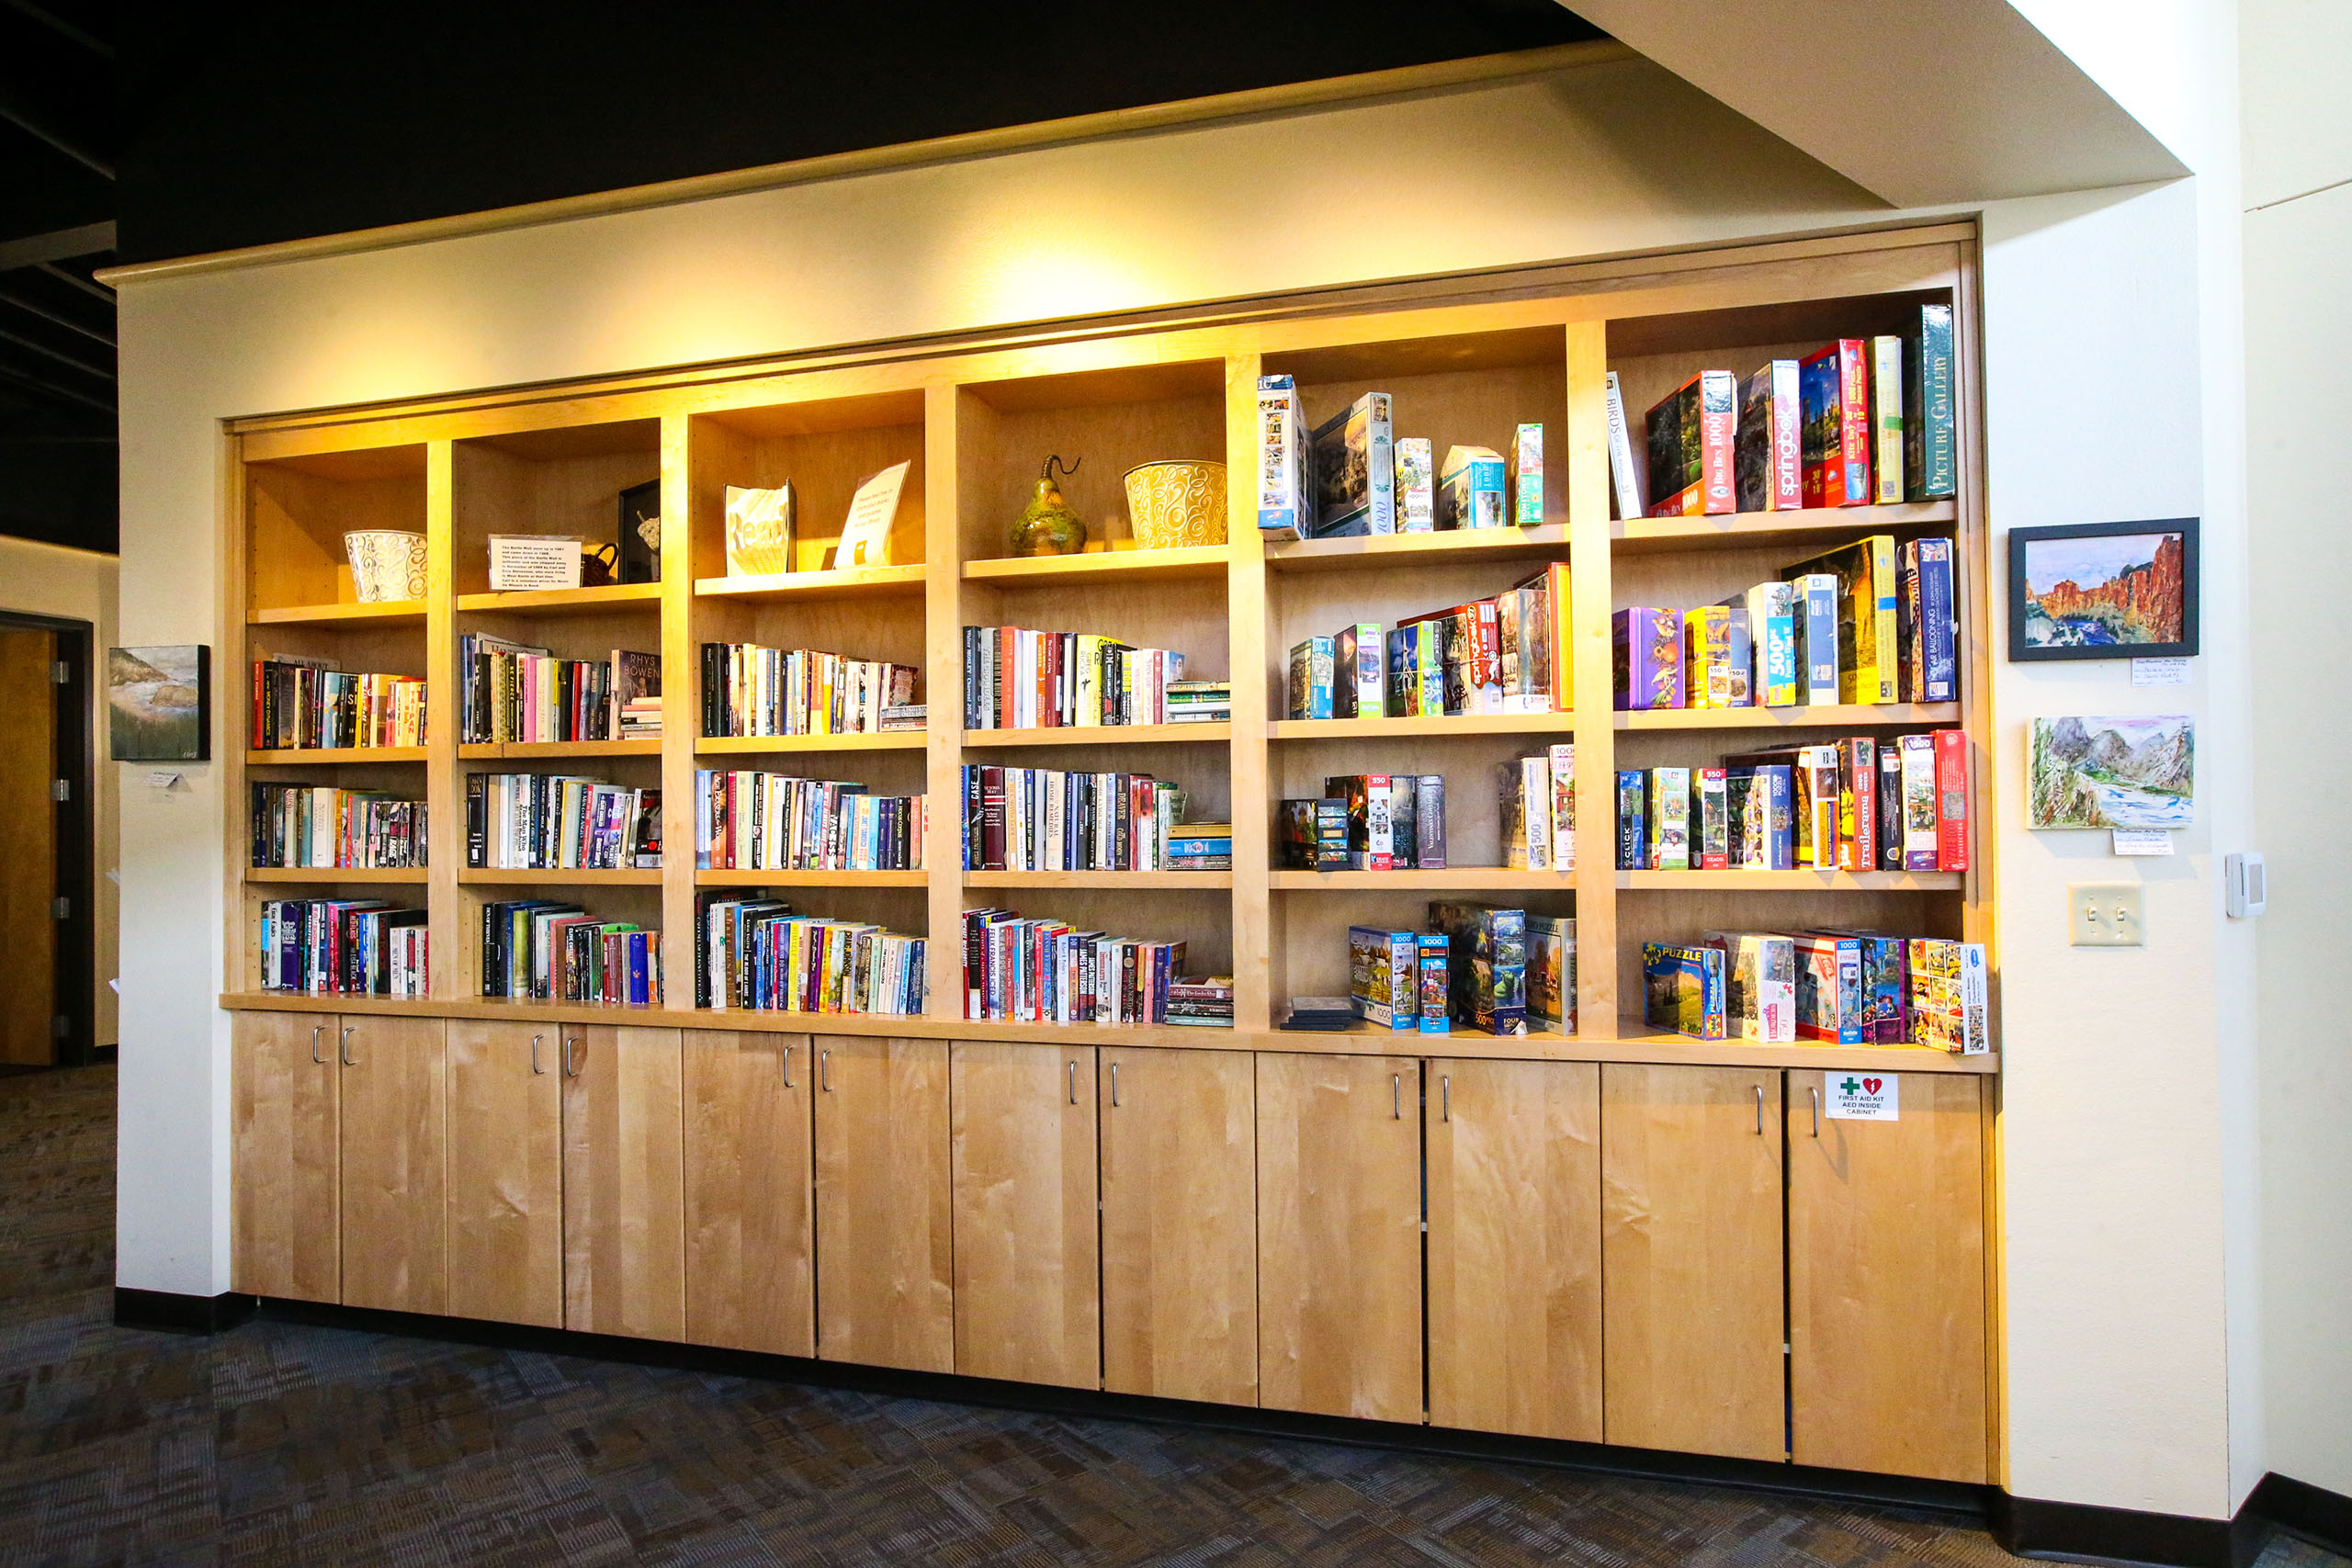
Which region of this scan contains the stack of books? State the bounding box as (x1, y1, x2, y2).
(1166, 682, 1229, 724)
(250, 658, 426, 750)
(961, 625, 1190, 728)
(1167, 822, 1230, 872)
(1602, 307, 1958, 521)
(258, 898, 427, 997)
(466, 774, 662, 871)
(1280, 996, 1355, 1031)
(1613, 536, 1957, 711)
(880, 703, 925, 733)
(249, 784, 425, 869)
(615, 652, 662, 739)
(694, 891, 927, 1016)
(480, 900, 659, 1004)
(699, 642, 918, 738)
(1166, 976, 1234, 1028)
(1642, 929, 1986, 1053)
(695, 769, 925, 872)
(1614, 728, 1967, 873)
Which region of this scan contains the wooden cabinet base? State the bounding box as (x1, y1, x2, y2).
(338, 1017, 448, 1315)
(684, 1032, 815, 1358)
(813, 1035, 954, 1372)
(231, 1010, 341, 1303)
(446, 1021, 563, 1327)
(562, 1027, 686, 1341)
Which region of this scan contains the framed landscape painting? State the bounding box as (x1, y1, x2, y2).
(2029, 715, 2194, 829)
(2009, 517, 2199, 661)
(108, 644, 209, 762)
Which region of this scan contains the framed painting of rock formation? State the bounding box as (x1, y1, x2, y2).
(2029, 715, 2195, 829)
(108, 644, 209, 762)
(2008, 517, 2199, 661)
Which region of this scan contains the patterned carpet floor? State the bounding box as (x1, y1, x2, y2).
(2, 1063, 2343, 1567)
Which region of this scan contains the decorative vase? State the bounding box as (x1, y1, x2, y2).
(1011, 456, 1087, 557)
(344, 530, 427, 603)
(1123, 460, 1227, 549)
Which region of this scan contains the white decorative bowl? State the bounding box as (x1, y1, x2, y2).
(344, 530, 427, 603)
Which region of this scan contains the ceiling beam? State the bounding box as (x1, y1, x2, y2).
(0, 222, 113, 271)
(0, 322, 112, 380)
(0, 287, 112, 347)
(0, 81, 112, 179)
(0, 356, 111, 413)
(1560, 0, 2187, 205)
(1, 0, 111, 58)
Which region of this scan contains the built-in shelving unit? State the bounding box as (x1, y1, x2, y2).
(221, 227, 1993, 1072)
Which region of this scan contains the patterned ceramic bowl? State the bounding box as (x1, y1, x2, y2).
(344, 530, 428, 603)
(1123, 460, 1227, 549)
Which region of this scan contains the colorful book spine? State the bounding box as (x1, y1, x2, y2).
(1870, 335, 1905, 505)
(1603, 370, 1647, 521)
(1797, 745, 1839, 869)
(1908, 536, 1958, 703)
(1726, 764, 1795, 870)
(1254, 373, 1312, 538)
(1747, 581, 1798, 707)
(1878, 744, 1905, 870)
(1683, 604, 1735, 709)
(1645, 369, 1737, 516)
(1900, 733, 1939, 870)
(1834, 738, 1877, 871)
(1694, 767, 1729, 870)
(1310, 391, 1395, 536)
(1416, 773, 1448, 870)
(1648, 766, 1690, 871)
(1419, 936, 1452, 1034)
(1792, 934, 1867, 1043)
(1799, 340, 1872, 506)
(1523, 915, 1573, 1035)
(1643, 942, 1728, 1040)
(1335, 623, 1384, 718)
(1905, 302, 1958, 501)
(1395, 437, 1435, 531)
(1935, 728, 1971, 871)
(1439, 445, 1507, 530)
(1510, 423, 1544, 525)
(1795, 573, 1840, 704)
(1615, 769, 1646, 870)
(1708, 931, 1795, 1043)
(1612, 606, 1685, 710)
(1736, 359, 1803, 513)
(1384, 627, 1420, 716)
(1716, 596, 1754, 707)
(1348, 925, 1419, 1031)
(1547, 742, 1576, 871)
(1287, 637, 1334, 720)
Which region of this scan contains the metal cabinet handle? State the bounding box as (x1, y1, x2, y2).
(1442, 1074, 1451, 1123)
(1755, 1083, 1765, 1134)
(1109, 1061, 1119, 1108)
(782, 1043, 795, 1089)
(820, 1049, 831, 1092)
(310, 1025, 323, 1065)
(563, 1035, 579, 1077)
(1810, 1085, 1820, 1138)
(1068, 1059, 1078, 1105)
(339, 1026, 355, 1066)
(530, 1033, 545, 1075)
(1393, 1072, 1402, 1121)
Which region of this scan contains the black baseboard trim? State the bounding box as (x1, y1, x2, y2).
(2245, 1472, 2352, 1561)
(1991, 1492, 2238, 1567)
(89, 1043, 118, 1063)
(113, 1287, 256, 1336)
(254, 1296, 1987, 1519)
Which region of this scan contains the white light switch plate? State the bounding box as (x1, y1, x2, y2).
(2069, 882, 2143, 946)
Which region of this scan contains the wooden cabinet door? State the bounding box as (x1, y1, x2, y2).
(1427, 1058, 1601, 1441)
(445, 1021, 564, 1327)
(561, 1026, 685, 1340)
(1600, 1064, 1784, 1461)
(1100, 1046, 1258, 1405)
(951, 1042, 1099, 1388)
(1256, 1052, 1422, 1422)
(813, 1035, 952, 1371)
(337, 1015, 448, 1314)
(1790, 1071, 1988, 1483)
(684, 1031, 814, 1357)
(231, 1010, 340, 1302)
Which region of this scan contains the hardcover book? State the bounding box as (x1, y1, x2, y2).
(1905, 302, 1959, 501)
(1736, 359, 1804, 513)
(1643, 942, 1728, 1041)
(1645, 369, 1737, 516)
(1395, 437, 1435, 531)
(1311, 391, 1396, 536)
(1799, 340, 1872, 507)
(1612, 606, 1684, 710)
(1603, 370, 1648, 521)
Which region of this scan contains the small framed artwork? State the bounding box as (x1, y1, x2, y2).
(2029, 715, 2194, 829)
(108, 644, 210, 762)
(2009, 517, 2199, 660)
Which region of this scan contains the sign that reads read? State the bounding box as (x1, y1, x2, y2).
(1824, 1071, 1898, 1121)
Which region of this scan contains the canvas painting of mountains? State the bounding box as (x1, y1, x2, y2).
(108, 644, 209, 762)
(2017, 525, 2192, 653)
(2029, 715, 2194, 829)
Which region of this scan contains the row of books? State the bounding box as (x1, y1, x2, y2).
(458, 635, 660, 745)
(1279, 773, 1451, 871)
(695, 770, 926, 872)
(694, 892, 928, 1016)
(959, 766, 1206, 871)
(250, 659, 426, 750)
(961, 908, 1216, 1025)
(960, 626, 1214, 729)
(1642, 931, 1987, 1053)
(699, 642, 921, 738)
(1608, 307, 1957, 519)
(1614, 536, 1957, 711)
(464, 773, 663, 871)
(258, 898, 427, 997)
(480, 900, 660, 1003)
(1289, 565, 1571, 721)
(1346, 903, 1574, 1036)
(1254, 378, 1547, 539)
(1616, 729, 1968, 873)
(248, 784, 425, 870)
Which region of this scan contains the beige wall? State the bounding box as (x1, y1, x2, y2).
(2244, 0, 2352, 1502)
(0, 538, 119, 1043)
(110, 48, 2257, 1517)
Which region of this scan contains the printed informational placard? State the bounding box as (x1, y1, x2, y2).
(2132, 657, 2192, 686)
(1824, 1071, 1899, 1121)
(2111, 828, 2176, 856)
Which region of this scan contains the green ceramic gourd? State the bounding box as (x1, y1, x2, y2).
(1012, 455, 1087, 557)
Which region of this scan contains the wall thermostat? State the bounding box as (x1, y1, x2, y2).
(2224, 853, 2266, 918)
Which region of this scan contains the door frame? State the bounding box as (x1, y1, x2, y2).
(0, 612, 96, 1066)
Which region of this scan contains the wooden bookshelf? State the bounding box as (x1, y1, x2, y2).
(243, 866, 429, 885)
(219, 226, 1990, 1054)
